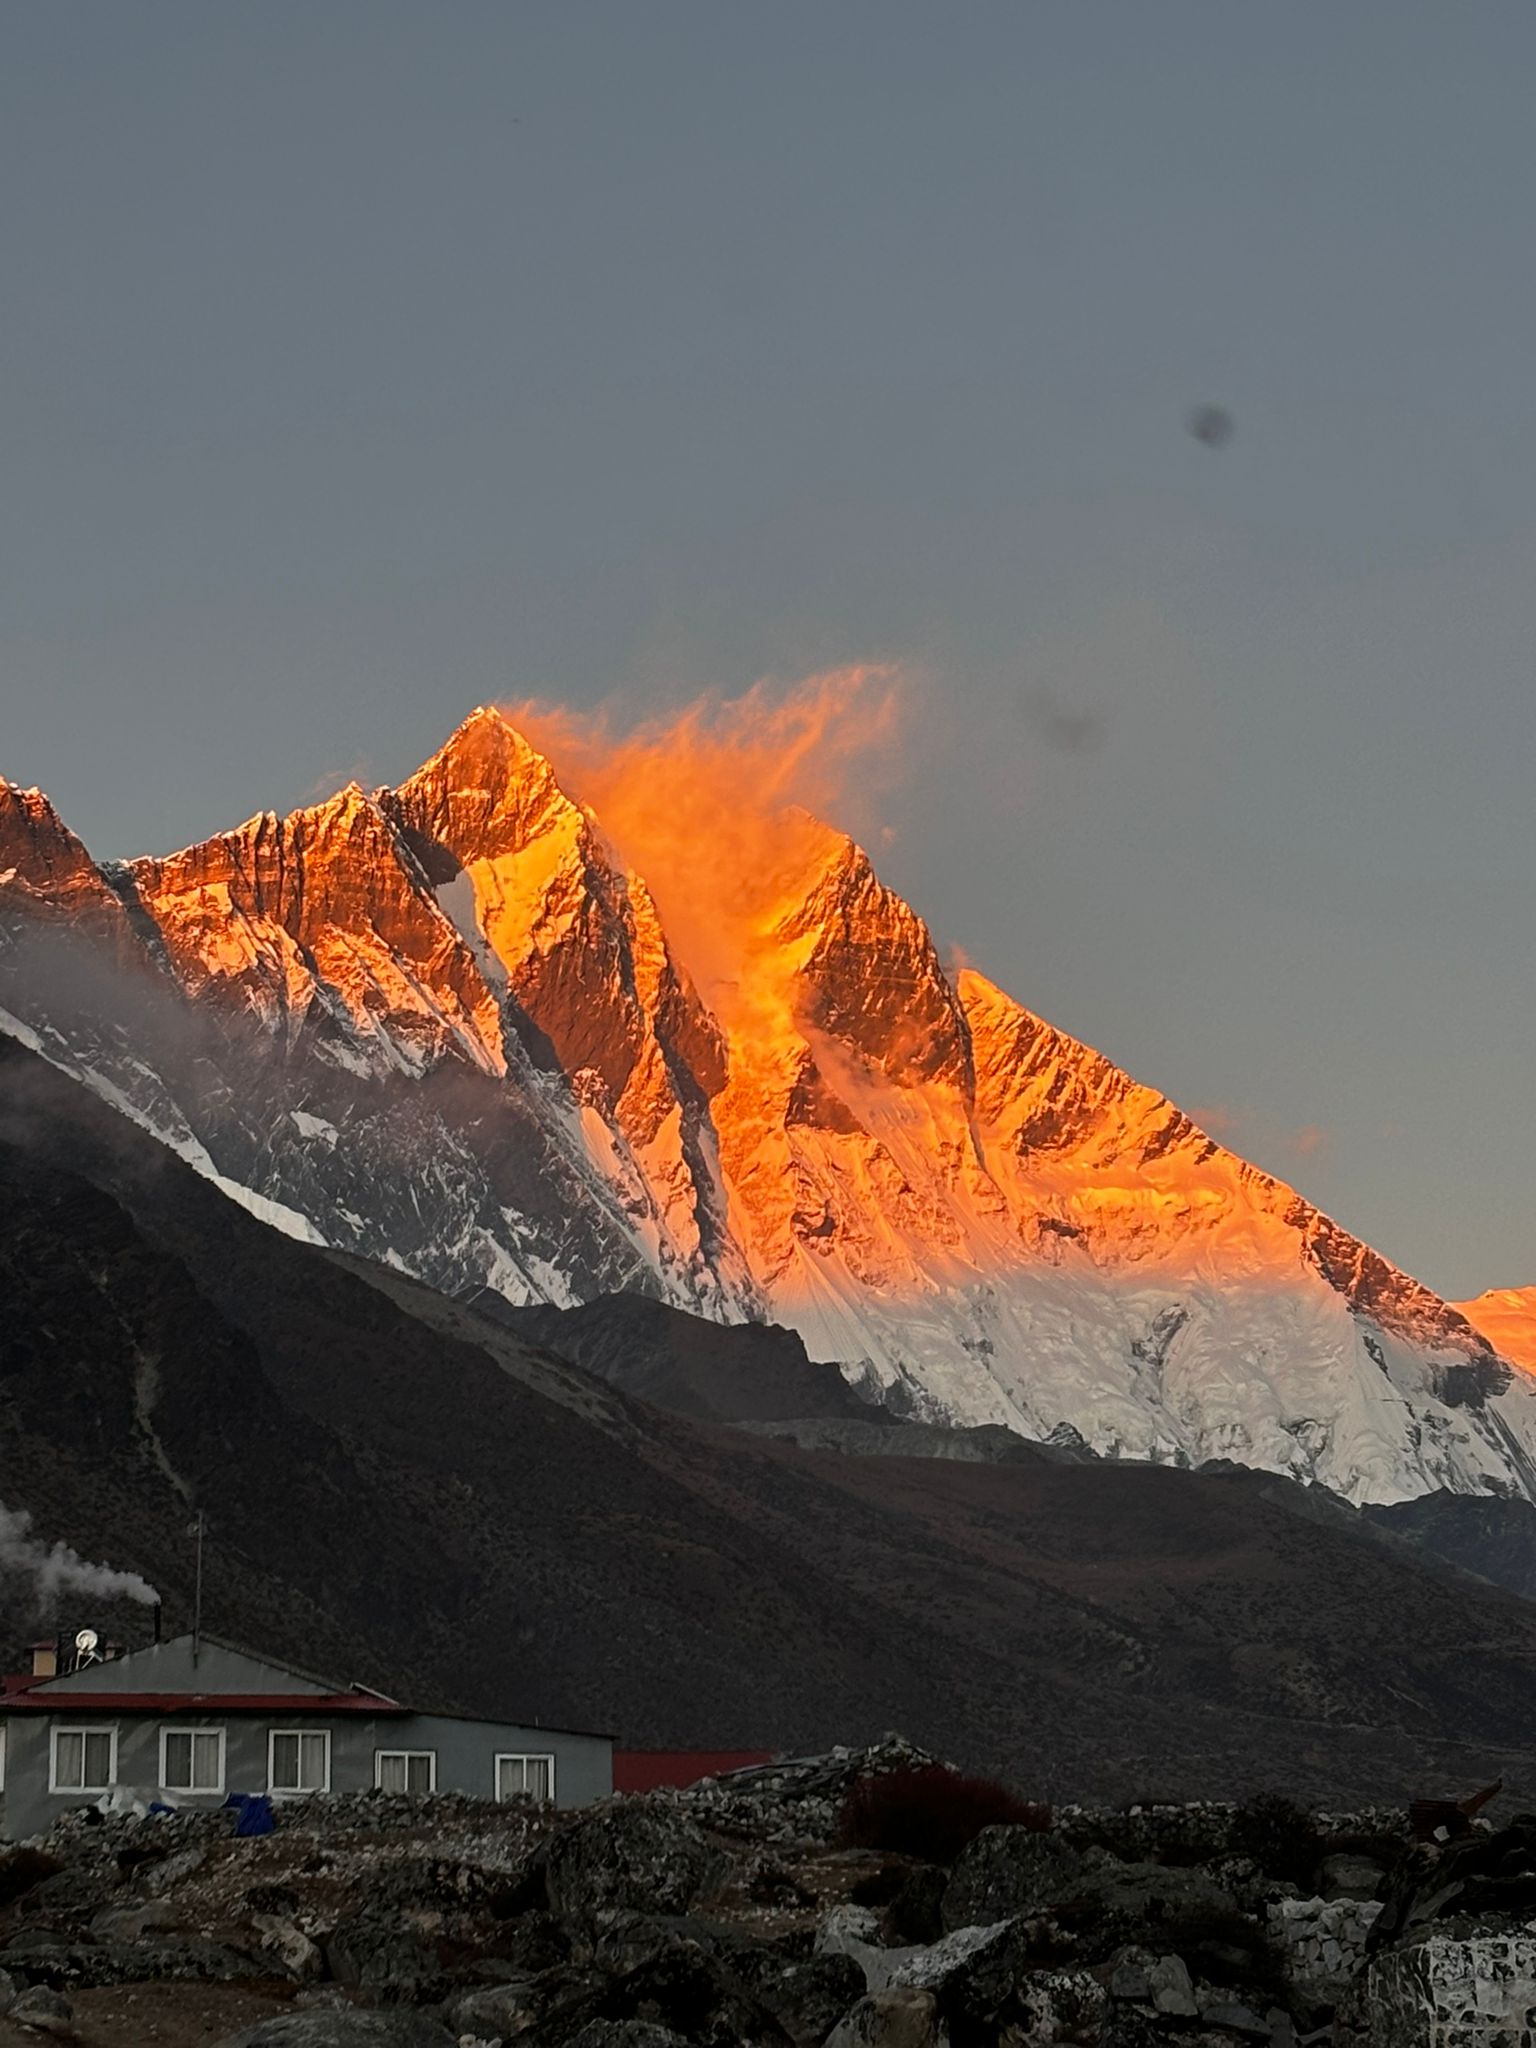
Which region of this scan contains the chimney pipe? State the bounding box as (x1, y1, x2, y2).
(152, 1601, 163, 1646)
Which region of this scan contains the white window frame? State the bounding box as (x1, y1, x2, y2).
(374, 1748, 437, 1793)
(50, 1723, 118, 1794)
(494, 1751, 556, 1804)
(267, 1727, 331, 1796)
(159, 1724, 226, 1796)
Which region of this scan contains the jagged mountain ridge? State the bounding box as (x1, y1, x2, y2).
(2, 707, 1531, 1506)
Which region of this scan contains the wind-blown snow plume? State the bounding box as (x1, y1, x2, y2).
(0, 1502, 158, 1608)
(506, 666, 905, 1013)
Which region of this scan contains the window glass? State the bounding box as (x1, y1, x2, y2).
(162, 1728, 223, 1793)
(53, 1727, 114, 1790)
(270, 1729, 329, 1792)
(376, 1750, 435, 1793)
(496, 1753, 554, 1802)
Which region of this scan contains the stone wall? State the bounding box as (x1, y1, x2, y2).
(1268, 1895, 1383, 2006)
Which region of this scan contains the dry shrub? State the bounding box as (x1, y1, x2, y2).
(1232, 1792, 1320, 1889)
(839, 1765, 1051, 1866)
(0, 1846, 62, 1909)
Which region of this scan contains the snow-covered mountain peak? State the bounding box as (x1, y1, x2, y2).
(4, 706, 1534, 1504)
(125, 779, 507, 1078)
(395, 706, 581, 866)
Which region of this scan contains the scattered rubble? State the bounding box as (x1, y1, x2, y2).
(0, 1743, 1533, 2044)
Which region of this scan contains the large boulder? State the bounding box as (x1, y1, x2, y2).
(940, 1824, 1083, 1930)
(734, 1951, 868, 2045)
(443, 1965, 609, 2041)
(8, 1985, 73, 2039)
(216, 2016, 456, 2048)
(602, 1931, 793, 2046)
(323, 1914, 447, 2007)
(219, 2015, 454, 2048)
(823, 1989, 944, 2048)
(569, 2025, 690, 2047)
(543, 1802, 730, 1924)
(1011, 1966, 1110, 2039)
(440, 1978, 541, 2035)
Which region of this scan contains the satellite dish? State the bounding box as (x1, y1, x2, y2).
(74, 1627, 99, 1660)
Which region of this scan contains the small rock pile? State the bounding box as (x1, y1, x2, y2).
(0, 1746, 1529, 2045)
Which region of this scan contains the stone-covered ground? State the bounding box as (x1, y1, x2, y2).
(0, 1740, 1531, 2046)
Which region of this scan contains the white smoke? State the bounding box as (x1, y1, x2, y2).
(0, 1502, 158, 1608)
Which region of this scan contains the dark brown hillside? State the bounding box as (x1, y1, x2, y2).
(5, 1033, 1536, 1808)
(497, 1293, 881, 1425)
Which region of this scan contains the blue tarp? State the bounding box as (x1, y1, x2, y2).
(222, 1791, 276, 1837)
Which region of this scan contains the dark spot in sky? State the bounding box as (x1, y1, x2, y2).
(1187, 403, 1235, 448)
(1021, 691, 1107, 755)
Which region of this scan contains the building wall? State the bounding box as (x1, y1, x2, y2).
(0, 1710, 612, 1840)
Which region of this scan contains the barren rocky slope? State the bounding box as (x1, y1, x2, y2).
(0, 1741, 1527, 2047)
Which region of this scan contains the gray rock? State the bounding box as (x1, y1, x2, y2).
(1013, 1967, 1108, 2039)
(885, 1920, 1013, 1996)
(0, 1967, 16, 2016)
(88, 1898, 179, 1942)
(9, 1984, 74, 2038)
(441, 1979, 540, 2034)
(542, 1801, 729, 1923)
(816, 1903, 889, 1989)
(217, 2016, 456, 2047)
(250, 1913, 324, 1981)
(1147, 1952, 1197, 2016)
(143, 1843, 207, 1893)
(1320, 1852, 1385, 1900)
(324, 1915, 445, 2004)
(1198, 1997, 1270, 2036)
(940, 1823, 1082, 1931)
(2, 1930, 69, 1955)
(743, 1951, 867, 2044)
(824, 1988, 944, 2048)
(568, 2027, 690, 2048)
(1108, 1946, 1154, 2001)
(15, 1938, 254, 1991)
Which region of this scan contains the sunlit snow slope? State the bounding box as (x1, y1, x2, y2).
(4, 709, 1533, 1506)
(1457, 1290, 1536, 1376)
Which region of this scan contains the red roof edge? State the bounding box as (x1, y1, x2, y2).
(614, 1750, 775, 1793)
(0, 1692, 408, 1715)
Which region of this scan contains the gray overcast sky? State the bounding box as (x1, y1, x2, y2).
(4, 2, 1534, 1300)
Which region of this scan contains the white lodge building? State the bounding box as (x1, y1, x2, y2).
(0, 1632, 613, 1839)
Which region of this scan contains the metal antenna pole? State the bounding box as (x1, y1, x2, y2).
(192, 1513, 205, 1668)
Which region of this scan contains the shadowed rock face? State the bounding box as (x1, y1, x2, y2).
(2, 708, 1533, 1504)
(128, 785, 505, 1076)
(779, 839, 973, 1093)
(0, 783, 142, 969)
